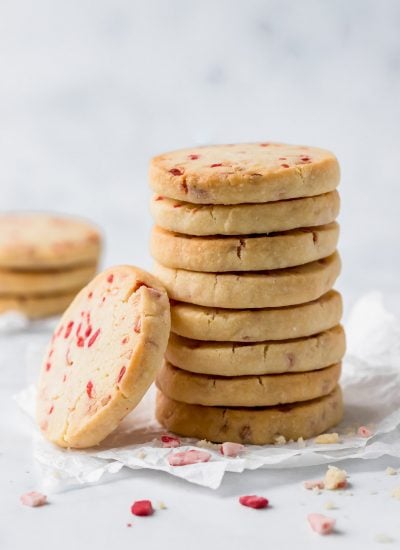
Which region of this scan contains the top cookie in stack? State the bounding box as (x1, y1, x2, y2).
(150, 142, 344, 445)
(0, 213, 102, 319)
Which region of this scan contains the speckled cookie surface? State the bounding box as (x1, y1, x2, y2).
(0, 291, 77, 319)
(156, 385, 343, 444)
(0, 264, 97, 295)
(170, 290, 343, 342)
(154, 252, 341, 309)
(151, 223, 339, 272)
(36, 266, 170, 448)
(166, 325, 345, 376)
(0, 213, 101, 269)
(149, 143, 340, 205)
(150, 191, 340, 236)
(157, 361, 341, 407)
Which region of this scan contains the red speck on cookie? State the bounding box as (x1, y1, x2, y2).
(62, 374, 67, 382)
(239, 495, 269, 509)
(76, 323, 82, 337)
(77, 336, 85, 347)
(56, 325, 64, 338)
(281, 163, 290, 168)
(210, 163, 223, 168)
(45, 363, 51, 372)
(131, 500, 154, 517)
(300, 156, 311, 162)
(134, 318, 141, 334)
(121, 336, 129, 344)
(107, 274, 114, 283)
(20, 492, 47, 507)
(85, 325, 92, 338)
(154, 195, 163, 201)
(88, 291, 93, 299)
(358, 426, 373, 437)
(117, 366, 126, 383)
(188, 154, 199, 160)
(307, 513, 335, 535)
(48, 405, 54, 415)
(168, 449, 211, 466)
(221, 442, 244, 457)
(86, 381, 94, 398)
(260, 143, 270, 147)
(278, 157, 287, 160)
(161, 435, 181, 448)
(88, 328, 101, 347)
(169, 168, 183, 176)
(173, 203, 182, 208)
(64, 321, 74, 338)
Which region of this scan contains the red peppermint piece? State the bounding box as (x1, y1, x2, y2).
(239, 495, 269, 509)
(161, 435, 181, 448)
(121, 336, 129, 344)
(188, 154, 199, 160)
(169, 168, 183, 176)
(86, 380, 94, 398)
(131, 500, 154, 517)
(77, 336, 85, 347)
(107, 274, 114, 283)
(45, 363, 51, 372)
(88, 328, 100, 347)
(281, 163, 290, 168)
(307, 513, 335, 535)
(20, 491, 47, 507)
(221, 442, 244, 457)
(64, 321, 74, 338)
(48, 405, 54, 415)
(85, 325, 92, 338)
(210, 163, 223, 168)
(117, 366, 126, 383)
(168, 449, 211, 466)
(358, 426, 373, 437)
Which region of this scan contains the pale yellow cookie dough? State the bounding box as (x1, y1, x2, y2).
(0, 213, 101, 269)
(166, 325, 345, 376)
(149, 143, 340, 204)
(156, 385, 343, 444)
(151, 223, 339, 272)
(154, 252, 341, 309)
(157, 361, 341, 407)
(36, 265, 170, 448)
(0, 291, 78, 319)
(150, 191, 340, 236)
(170, 290, 343, 342)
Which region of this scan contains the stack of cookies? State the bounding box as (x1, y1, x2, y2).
(0, 213, 101, 319)
(149, 143, 345, 445)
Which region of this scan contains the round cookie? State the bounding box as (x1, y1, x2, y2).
(166, 325, 346, 376)
(154, 252, 341, 309)
(151, 223, 339, 272)
(0, 264, 97, 295)
(170, 290, 343, 342)
(150, 191, 340, 236)
(156, 386, 343, 444)
(149, 143, 340, 205)
(0, 291, 78, 319)
(157, 361, 341, 407)
(0, 213, 101, 269)
(36, 266, 170, 448)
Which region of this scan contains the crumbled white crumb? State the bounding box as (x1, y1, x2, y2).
(274, 435, 286, 445)
(314, 433, 340, 444)
(374, 533, 394, 543)
(136, 450, 147, 459)
(386, 467, 398, 476)
(158, 501, 167, 510)
(323, 501, 337, 510)
(196, 439, 220, 451)
(391, 487, 400, 500)
(324, 465, 348, 490)
(297, 437, 306, 448)
(312, 487, 322, 495)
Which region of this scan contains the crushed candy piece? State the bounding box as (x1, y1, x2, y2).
(239, 495, 269, 509)
(314, 433, 340, 444)
(358, 426, 373, 438)
(131, 500, 153, 516)
(161, 435, 181, 448)
(221, 442, 244, 457)
(168, 449, 211, 466)
(307, 513, 335, 535)
(304, 480, 325, 490)
(126, 523, 132, 528)
(324, 465, 348, 490)
(20, 491, 47, 507)
(386, 467, 398, 476)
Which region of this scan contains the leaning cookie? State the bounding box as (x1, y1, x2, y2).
(36, 266, 170, 448)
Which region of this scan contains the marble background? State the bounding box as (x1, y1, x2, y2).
(1, 0, 399, 310)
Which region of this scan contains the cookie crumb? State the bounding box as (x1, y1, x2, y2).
(197, 439, 220, 451)
(324, 465, 348, 490)
(136, 450, 147, 460)
(314, 433, 340, 444)
(374, 533, 394, 544)
(390, 487, 400, 500)
(274, 435, 286, 445)
(312, 486, 322, 495)
(297, 437, 306, 448)
(158, 501, 167, 510)
(323, 501, 336, 510)
(386, 467, 398, 476)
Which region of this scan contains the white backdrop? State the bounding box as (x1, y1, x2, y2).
(1, 0, 399, 309)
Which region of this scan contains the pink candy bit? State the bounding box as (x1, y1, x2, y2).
(188, 154, 199, 160)
(131, 500, 154, 517)
(85, 325, 92, 338)
(221, 442, 244, 457)
(45, 362, 51, 372)
(20, 491, 47, 508)
(239, 495, 269, 509)
(117, 366, 126, 383)
(304, 480, 324, 490)
(307, 513, 336, 535)
(161, 435, 181, 448)
(107, 274, 114, 283)
(134, 318, 141, 334)
(281, 163, 290, 168)
(77, 336, 85, 347)
(64, 321, 74, 338)
(168, 449, 211, 466)
(88, 328, 101, 347)
(169, 168, 183, 176)
(210, 163, 223, 168)
(358, 426, 373, 438)
(86, 380, 94, 398)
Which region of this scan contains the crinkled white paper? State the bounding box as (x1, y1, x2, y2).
(11, 292, 400, 491)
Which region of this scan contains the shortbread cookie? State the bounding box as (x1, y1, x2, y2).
(157, 362, 341, 407)
(149, 143, 340, 204)
(151, 223, 339, 272)
(0, 291, 78, 319)
(150, 191, 340, 236)
(156, 385, 343, 444)
(170, 290, 342, 342)
(36, 266, 170, 448)
(0, 213, 101, 269)
(0, 264, 97, 295)
(154, 252, 341, 309)
(166, 325, 345, 376)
